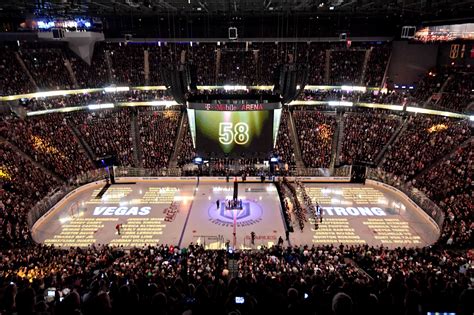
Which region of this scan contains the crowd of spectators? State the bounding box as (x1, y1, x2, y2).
(329, 50, 365, 85)
(409, 70, 449, 107)
(1, 41, 395, 95)
(298, 89, 353, 101)
(297, 67, 471, 114)
(19, 44, 73, 90)
(293, 110, 336, 168)
(306, 43, 328, 85)
(0, 143, 60, 248)
(257, 43, 284, 85)
(291, 69, 472, 113)
(189, 44, 217, 85)
(217, 44, 257, 85)
(177, 115, 196, 167)
(339, 111, 401, 165)
(298, 89, 418, 106)
(138, 109, 180, 170)
(435, 72, 474, 113)
(11, 39, 474, 117)
(147, 45, 167, 86)
(0, 113, 93, 179)
(0, 39, 473, 314)
(108, 43, 146, 86)
(0, 242, 471, 315)
(70, 109, 135, 167)
(363, 44, 391, 87)
(357, 90, 416, 105)
(414, 142, 473, 247)
(274, 110, 295, 166)
(66, 42, 110, 88)
(0, 45, 36, 96)
(382, 115, 471, 180)
(148, 44, 182, 85)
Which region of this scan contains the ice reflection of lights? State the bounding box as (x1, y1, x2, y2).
(331, 198, 340, 204)
(377, 198, 388, 205)
(222, 195, 247, 200)
(119, 201, 128, 206)
(213, 187, 233, 192)
(208, 196, 211, 200)
(159, 187, 177, 193)
(266, 186, 277, 192)
(173, 196, 194, 203)
(59, 217, 72, 224)
(321, 188, 331, 194)
(392, 201, 406, 211)
(259, 196, 262, 200)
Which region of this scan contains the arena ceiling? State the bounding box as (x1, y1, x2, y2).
(0, 0, 473, 17)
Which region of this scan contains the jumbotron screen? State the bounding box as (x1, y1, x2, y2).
(188, 108, 281, 157)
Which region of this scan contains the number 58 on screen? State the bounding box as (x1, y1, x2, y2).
(219, 122, 250, 145)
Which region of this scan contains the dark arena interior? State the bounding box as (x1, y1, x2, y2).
(0, 1, 473, 315)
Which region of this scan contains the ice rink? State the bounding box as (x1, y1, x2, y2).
(32, 178, 439, 249)
(289, 182, 440, 248)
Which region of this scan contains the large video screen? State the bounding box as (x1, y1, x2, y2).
(193, 110, 277, 157)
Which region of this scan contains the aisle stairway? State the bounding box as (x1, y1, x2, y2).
(324, 50, 331, 84)
(15, 52, 38, 91)
(376, 116, 409, 167)
(215, 49, 221, 82)
(0, 137, 65, 183)
(169, 112, 187, 169)
(288, 110, 305, 169)
(329, 113, 342, 170)
(104, 50, 114, 83)
(425, 75, 453, 108)
(412, 137, 473, 181)
(130, 110, 142, 168)
(68, 124, 97, 166)
(334, 112, 346, 167)
(360, 49, 371, 85)
(64, 58, 79, 89)
(422, 75, 451, 108)
(144, 50, 150, 85)
(380, 49, 393, 89)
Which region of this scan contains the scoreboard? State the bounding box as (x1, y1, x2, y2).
(438, 42, 474, 67)
(187, 101, 282, 158)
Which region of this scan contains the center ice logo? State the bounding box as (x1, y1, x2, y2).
(208, 200, 263, 227)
